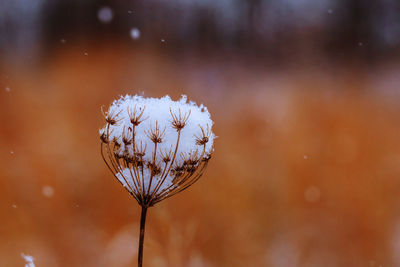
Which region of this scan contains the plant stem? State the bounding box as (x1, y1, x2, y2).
(138, 206, 148, 267)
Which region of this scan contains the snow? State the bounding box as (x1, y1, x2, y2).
(21, 253, 35, 267)
(116, 167, 174, 195)
(98, 6, 114, 24)
(130, 28, 141, 40)
(42, 186, 54, 198)
(100, 95, 215, 199)
(304, 186, 321, 203)
(100, 95, 214, 164)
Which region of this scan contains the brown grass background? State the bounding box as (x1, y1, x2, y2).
(1, 43, 400, 266)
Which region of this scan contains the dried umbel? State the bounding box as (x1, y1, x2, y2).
(99, 95, 214, 266)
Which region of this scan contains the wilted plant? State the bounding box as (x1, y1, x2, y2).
(100, 95, 214, 266)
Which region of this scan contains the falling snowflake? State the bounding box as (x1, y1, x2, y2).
(98, 6, 114, 24)
(42, 186, 54, 198)
(304, 186, 321, 203)
(130, 28, 141, 40)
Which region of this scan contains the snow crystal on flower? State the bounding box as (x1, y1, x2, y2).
(101, 95, 214, 162)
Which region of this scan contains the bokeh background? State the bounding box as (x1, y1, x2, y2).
(1, 0, 400, 266)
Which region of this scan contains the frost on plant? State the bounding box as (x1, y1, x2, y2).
(99, 95, 214, 207)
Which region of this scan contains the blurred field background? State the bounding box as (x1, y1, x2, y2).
(1, 1, 400, 266)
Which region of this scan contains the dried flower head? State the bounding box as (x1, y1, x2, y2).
(100, 95, 215, 207)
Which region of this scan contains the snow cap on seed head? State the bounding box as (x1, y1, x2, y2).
(100, 95, 214, 161)
(100, 95, 214, 206)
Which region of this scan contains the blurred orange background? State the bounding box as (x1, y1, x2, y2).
(2, 44, 400, 266)
(2, 1, 400, 266)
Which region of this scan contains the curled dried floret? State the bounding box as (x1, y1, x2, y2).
(102, 106, 122, 126)
(128, 105, 147, 126)
(170, 108, 191, 131)
(195, 124, 211, 146)
(146, 121, 166, 144)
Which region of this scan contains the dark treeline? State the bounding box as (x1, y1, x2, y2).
(1, 0, 399, 62)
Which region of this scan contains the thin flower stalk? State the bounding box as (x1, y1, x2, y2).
(99, 95, 215, 267)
